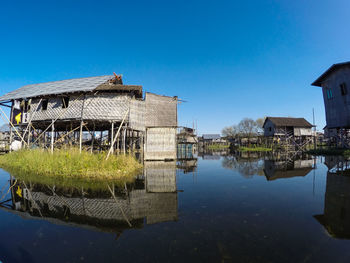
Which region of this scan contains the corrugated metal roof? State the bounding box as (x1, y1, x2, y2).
(0, 75, 114, 101)
(264, 117, 313, 128)
(202, 134, 221, 140)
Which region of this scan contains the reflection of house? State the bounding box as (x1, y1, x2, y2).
(314, 172, 350, 239)
(263, 158, 314, 181)
(324, 155, 350, 175)
(177, 159, 198, 174)
(3, 162, 178, 233)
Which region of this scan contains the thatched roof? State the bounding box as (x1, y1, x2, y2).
(312, 61, 350, 87)
(0, 75, 143, 101)
(263, 117, 313, 128)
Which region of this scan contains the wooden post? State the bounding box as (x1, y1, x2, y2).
(9, 103, 13, 152)
(123, 127, 126, 154)
(111, 122, 114, 154)
(44, 130, 46, 148)
(91, 123, 95, 154)
(27, 125, 31, 148)
(9, 126, 13, 152)
(51, 120, 54, 154)
(79, 120, 83, 153)
(100, 131, 103, 151)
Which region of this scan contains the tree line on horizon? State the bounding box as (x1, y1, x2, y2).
(221, 117, 265, 140)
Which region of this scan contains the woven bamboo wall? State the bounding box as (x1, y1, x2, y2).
(145, 93, 177, 127)
(30, 93, 131, 122)
(129, 99, 146, 131)
(144, 127, 177, 160)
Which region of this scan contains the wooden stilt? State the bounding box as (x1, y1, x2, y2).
(27, 125, 31, 148)
(9, 103, 13, 152)
(79, 120, 83, 153)
(123, 127, 126, 154)
(51, 120, 54, 154)
(91, 122, 95, 154)
(9, 126, 13, 152)
(111, 122, 114, 154)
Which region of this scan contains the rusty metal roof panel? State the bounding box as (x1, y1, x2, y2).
(0, 75, 114, 101)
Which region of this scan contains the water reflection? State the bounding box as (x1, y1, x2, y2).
(315, 157, 350, 239)
(0, 161, 179, 234)
(222, 153, 315, 180)
(222, 155, 264, 178)
(264, 158, 314, 181)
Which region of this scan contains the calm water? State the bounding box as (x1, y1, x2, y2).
(0, 153, 350, 262)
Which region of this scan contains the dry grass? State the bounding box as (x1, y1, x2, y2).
(0, 148, 142, 181)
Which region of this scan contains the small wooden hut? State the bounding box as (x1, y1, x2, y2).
(0, 74, 178, 160)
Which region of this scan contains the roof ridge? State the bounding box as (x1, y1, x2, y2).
(21, 75, 114, 87)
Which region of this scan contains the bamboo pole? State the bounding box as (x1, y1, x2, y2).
(111, 122, 114, 154)
(9, 103, 14, 152)
(27, 125, 31, 147)
(107, 184, 132, 227)
(106, 109, 129, 160)
(51, 120, 54, 154)
(91, 122, 95, 154)
(79, 120, 83, 153)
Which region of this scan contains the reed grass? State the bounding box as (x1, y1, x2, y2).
(207, 144, 230, 150)
(238, 146, 272, 152)
(0, 148, 142, 181)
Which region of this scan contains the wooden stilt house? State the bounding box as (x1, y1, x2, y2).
(0, 74, 178, 160)
(312, 62, 350, 146)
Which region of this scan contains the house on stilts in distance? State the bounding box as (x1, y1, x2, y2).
(312, 61, 350, 147)
(263, 117, 315, 151)
(0, 74, 178, 160)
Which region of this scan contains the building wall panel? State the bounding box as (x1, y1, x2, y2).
(145, 93, 177, 127)
(144, 127, 176, 160)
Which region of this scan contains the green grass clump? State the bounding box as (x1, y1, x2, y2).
(207, 144, 230, 150)
(0, 148, 142, 181)
(238, 146, 272, 152)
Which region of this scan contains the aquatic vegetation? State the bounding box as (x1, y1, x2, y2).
(238, 146, 272, 152)
(207, 144, 230, 150)
(307, 148, 350, 157)
(0, 148, 142, 181)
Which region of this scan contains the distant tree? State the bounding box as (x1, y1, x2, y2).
(222, 125, 239, 139)
(238, 118, 258, 143)
(255, 117, 266, 135)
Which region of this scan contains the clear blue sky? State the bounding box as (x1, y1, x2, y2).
(0, 0, 349, 134)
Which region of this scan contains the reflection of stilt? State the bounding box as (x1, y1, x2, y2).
(107, 184, 132, 227)
(22, 181, 43, 217)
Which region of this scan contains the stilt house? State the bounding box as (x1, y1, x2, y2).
(263, 117, 314, 137)
(312, 62, 350, 144)
(0, 74, 178, 160)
